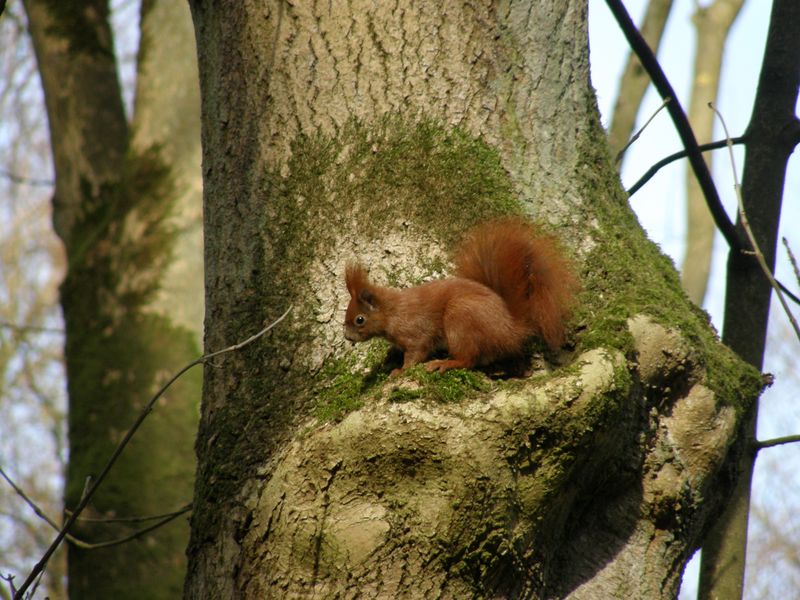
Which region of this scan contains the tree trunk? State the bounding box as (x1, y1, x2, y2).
(607, 0, 674, 164)
(699, 1, 800, 598)
(23, 1, 202, 597)
(680, 0, 745, 306)
(185, 1, 762, 597)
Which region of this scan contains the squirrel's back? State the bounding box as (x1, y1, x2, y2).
(454, 217, 578, 350)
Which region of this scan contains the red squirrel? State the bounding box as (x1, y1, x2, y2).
(344, 218, 579, 375)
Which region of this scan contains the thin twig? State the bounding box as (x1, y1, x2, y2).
(616, 97, 671, 164)
(710, 103, 800, 342)
(73, 505, 193, 550)
(0, 466, 78, 543)
(0, 320, 64, 335)
(0, 168, 54, 188)
(783, 237, 800, 286)
(604, 0, 743, 252)
(627, 136, 746, 195)
(756, 434, 800, 450)
(1, 574, 16, 600)
(624, 134, 800, 309)
(64, 504, 191, 524)
(13, 306, 292, 600)
(1, 463, 191, 550)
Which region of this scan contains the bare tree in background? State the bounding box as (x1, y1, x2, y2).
(607, 3, 799, 600)
(608, 0, 745, 305)
(2, 0, 203, 597)
(0, 4, 66, 596)
(607, 0, 675, 162)
(680, 0, 745, 306)
(744, 315, 800, 597)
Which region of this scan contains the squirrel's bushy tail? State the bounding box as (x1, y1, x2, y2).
(454, 217, 579, 350)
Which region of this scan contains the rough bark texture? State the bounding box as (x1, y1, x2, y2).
(23, 0, 201, 597)
(680, 0, 745, 306)
(186, 1, 762, 598)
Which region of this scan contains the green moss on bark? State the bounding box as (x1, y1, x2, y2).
(573, 117, 763, 412)
(61, 145, 198, 600)
(250, 117, 528, 417)
(261, 115, 521, 285)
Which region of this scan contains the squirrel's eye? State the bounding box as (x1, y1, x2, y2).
(354, 315, 366, 326)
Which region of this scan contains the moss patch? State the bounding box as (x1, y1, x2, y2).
(314, 341, 392, 422)
(261, 115, 522, 302)
(401, 367, 493, 404)
(314, 343, 494, 421)
(573, 118, 763, 411)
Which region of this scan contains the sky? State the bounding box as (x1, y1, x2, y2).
(588, 1, 799, 597)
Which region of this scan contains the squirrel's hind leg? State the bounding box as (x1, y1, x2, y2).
(424, 358, 476, 373)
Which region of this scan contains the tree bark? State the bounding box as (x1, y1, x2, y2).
(23, 1, 201, 597)
(680, 0, 745, 306)
(186, 1, 762, 597)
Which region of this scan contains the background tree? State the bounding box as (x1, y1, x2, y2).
(10, 0, 203, 597)
(700, 0, 800, 596)
(184, 1, 760, 597)
(595, 1, 800, 598)
(0, 4, 67, 596)
(607, 0, 745, 306)
(742, 316, 800, 598)
(607, 0, 674, 161)
(679, 0, 744, 306)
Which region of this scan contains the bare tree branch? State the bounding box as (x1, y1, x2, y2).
(70, 505, 193, 550)
(711, 103, 800, 342)
(13, 306, 292, 600)
(64, 505, 191, 524)
(783, 237, 800, 287)
(604, 0, 744, 252)
(615, 97, 670, 164)
(1, 464, 192, 551)
(0, 168, 53, 187)
(627, 136, 745, 195)
(0, 320, 63, 335)
(607, 0, 800, 312)
(756, 435, 800, 450)
(608, 0, 675, 164)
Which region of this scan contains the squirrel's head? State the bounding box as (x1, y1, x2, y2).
(344, 263, 383, 342)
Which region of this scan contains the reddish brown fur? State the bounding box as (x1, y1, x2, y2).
(343, 218, 578, 374)
(455, 217, 579, 350)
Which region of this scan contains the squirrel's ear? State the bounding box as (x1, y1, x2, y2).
(346, 262, 377, 308)
(359, 288, 377, 310)
(345, 262, 369, 297)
